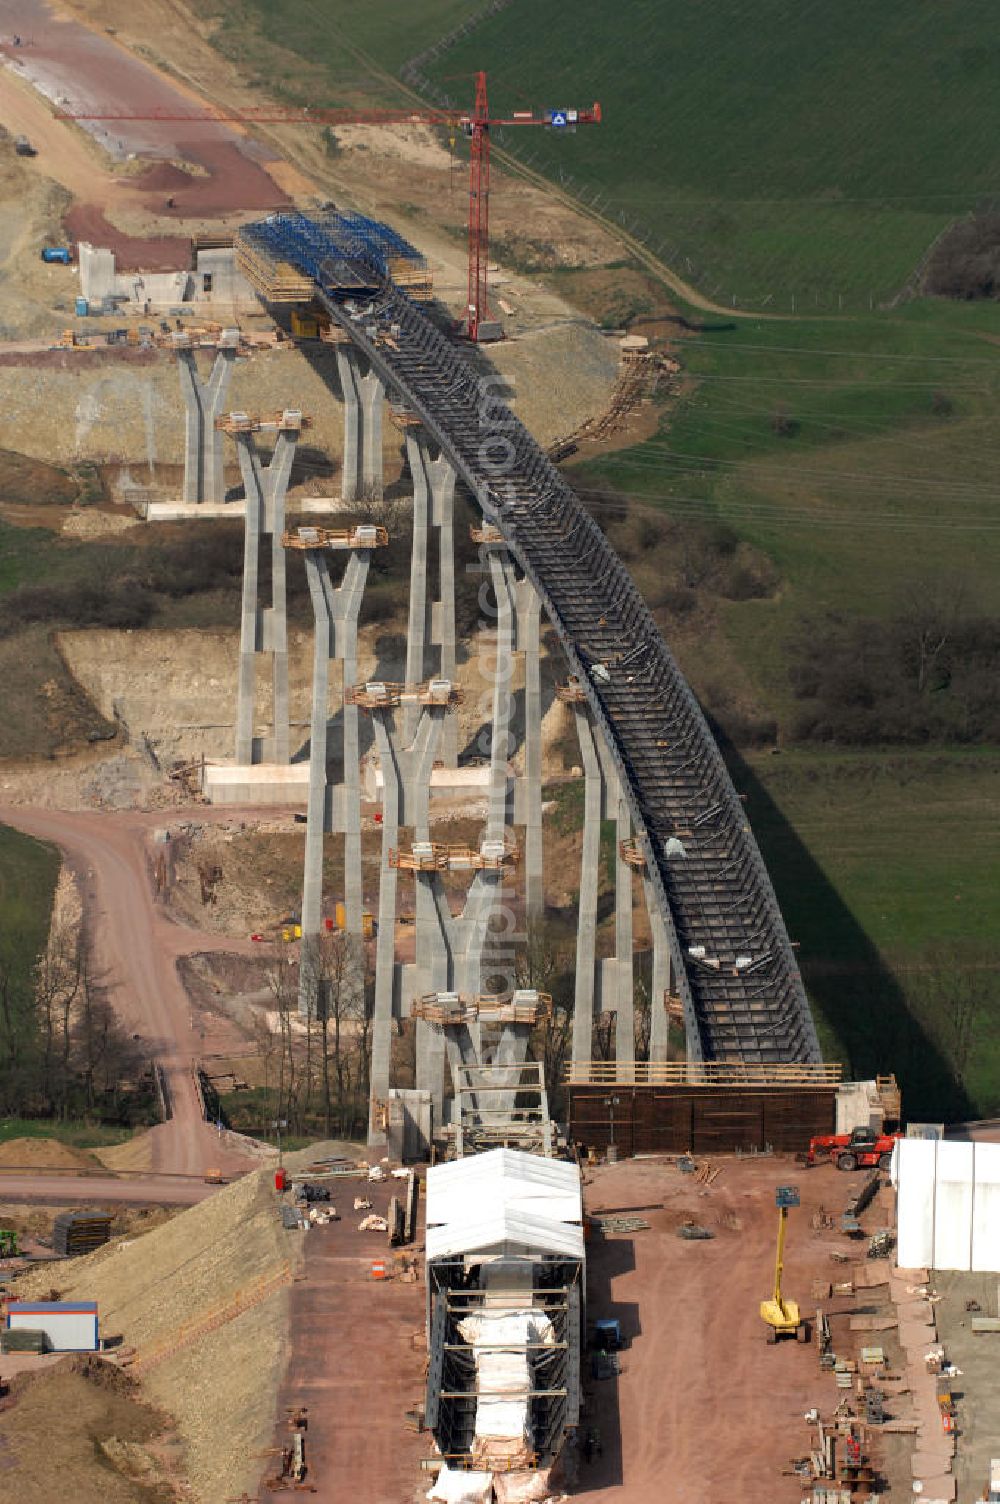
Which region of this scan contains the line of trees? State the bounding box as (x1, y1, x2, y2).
(0, 925, 155, 1124)
(788, 587, 1000, 745)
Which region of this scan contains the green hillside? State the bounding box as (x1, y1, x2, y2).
(428, 0, 1000, 308)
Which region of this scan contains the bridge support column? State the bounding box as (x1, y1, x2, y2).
(177, 344, 236, 505)
(334, 347, 361, 503)
(612, 783, 635, 1065)
(644, 874, 672, 1062)
(298, 548, 372, 1019)
(369, 711, 400, 1145)
(571, 704, 601, 1064)
(485, 544, 544, 922)
(410, 713, 451, 1124)
(359, 365, 385, 499)
(516, 578, 543, 922)
(403, 434, 458, 762)
(487, 552, 516, 842)
(368, 704, 455, 1143)
(233, 427, 298, 765)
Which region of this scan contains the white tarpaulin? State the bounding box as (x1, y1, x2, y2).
(427, 1465, 493, 1504)
(457, 1310, 555, 1448)
(892, 1138, 1000, 1271)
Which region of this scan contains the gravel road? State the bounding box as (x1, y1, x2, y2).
(0, 803, 272, 1181)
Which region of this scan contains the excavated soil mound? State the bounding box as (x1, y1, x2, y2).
(94, 1130, 155, 1173)
(0, 1352, 179, 1503)
(131, 161, 204, 193)
(15, 1149, 343, 1502)
(0, 1137, 100, 1171)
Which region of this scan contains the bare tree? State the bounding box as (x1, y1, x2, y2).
(898, 577, 966, 695)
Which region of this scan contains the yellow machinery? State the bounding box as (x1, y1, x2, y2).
(760, 1185, 809, 1344)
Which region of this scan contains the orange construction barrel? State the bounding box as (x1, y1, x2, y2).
(371, 1259, 387, 1280)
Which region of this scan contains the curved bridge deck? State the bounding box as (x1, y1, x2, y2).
(304, 273, 820, 1064)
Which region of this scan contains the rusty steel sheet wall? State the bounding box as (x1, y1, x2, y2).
(569, 1086, 837, 1156)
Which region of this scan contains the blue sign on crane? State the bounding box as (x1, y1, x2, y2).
(549, 110, 568, 128)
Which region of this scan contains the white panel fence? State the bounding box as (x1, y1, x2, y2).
(892, 1138, 1000, 1272)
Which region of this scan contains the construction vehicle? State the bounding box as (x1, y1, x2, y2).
(14, 135, 36, 157)
(592, 1318, 625, 1353)
(806, 1126, 902, 1171)
(760, 1185, 809, 1344)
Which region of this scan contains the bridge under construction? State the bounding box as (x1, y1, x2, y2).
(233, 211, 820, 1070)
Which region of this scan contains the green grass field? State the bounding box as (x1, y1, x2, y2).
(0, 822, 60, 1005)
(741, 747, 1000, 1118)
(579, 300, 1000, 720)
(428, 0, 1000, 308)
(0, 1118, 133, 1150)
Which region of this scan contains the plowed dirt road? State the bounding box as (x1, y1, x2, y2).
(0, 803, 273, 1181)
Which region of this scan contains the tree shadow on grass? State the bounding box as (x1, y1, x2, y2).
(715, 729, 973, 1125)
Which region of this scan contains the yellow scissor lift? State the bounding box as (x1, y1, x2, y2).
(760, 1184, 810, 1344)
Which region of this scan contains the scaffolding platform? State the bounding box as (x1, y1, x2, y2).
(411, 989, 551, 1026)
(282, 524, 389, 551)
(390, 838, 519, 873)
(346, 679, 463, 710)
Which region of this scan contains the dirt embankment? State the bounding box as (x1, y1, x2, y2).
(14, 1155, 315, 1503)
(0, 1137, 100, 1172)
(0, 1353, 183, 1504)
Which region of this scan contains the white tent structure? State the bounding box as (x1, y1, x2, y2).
(424, 1148, 584, 1483)
(892, 1138, 1000, 1272)
(426, 1149, 583, 1262)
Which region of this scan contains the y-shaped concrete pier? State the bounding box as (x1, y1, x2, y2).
(333, 339, 385, 502)
(176, 334, 239, 505)
(364, 687, 462, 1142)
(220, 412, 310, 765)
(396, 837, 519, 1128)
(285, 525, 387, 1017)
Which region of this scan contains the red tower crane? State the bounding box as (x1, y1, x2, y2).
(56, 72, 601, 342)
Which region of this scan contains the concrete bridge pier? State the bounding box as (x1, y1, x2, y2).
(368, 705, 451, 1141)
(403, 431, 458, 762)
(568, 700, 638, 1067)
(176, 341, 237, 505)
(515, 578, 543, 922)
(643, 873, 673, 1062)
(571, 704, 602, 1065)
(334, 346, 385, 502)
(233, 426, 299, 765)
(597, 741, 635, 1067)
(297, 547, 372, 1019)
(483, 542, 544, 921)
(486, 552, 517, 843)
